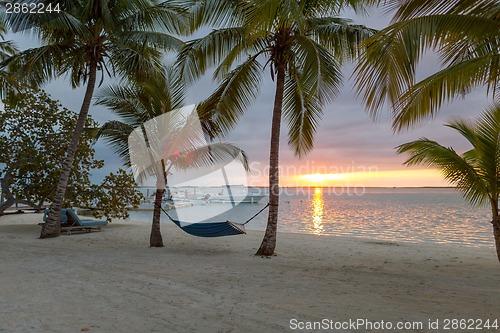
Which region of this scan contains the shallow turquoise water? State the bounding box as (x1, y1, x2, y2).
(128, 187, 492, 248)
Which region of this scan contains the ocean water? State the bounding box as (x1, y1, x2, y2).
(128, 187, 493, 248)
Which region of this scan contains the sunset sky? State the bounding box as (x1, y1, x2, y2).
(6, 7, 491, 188)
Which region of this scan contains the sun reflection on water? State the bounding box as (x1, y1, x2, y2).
(311, 187, 324, 235)
(130, 188, 493, 248)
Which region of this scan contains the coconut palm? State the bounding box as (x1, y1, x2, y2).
(95, 71, 249, 247)
(177, 0, 376, 255)
(355, 0, 500, 131)
(1, 0, 189, 238)
(397, 103, 500, 263)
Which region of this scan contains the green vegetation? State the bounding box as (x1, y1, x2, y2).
(356, 0, 500, 130)
(397, 103, 500, 262)
(0, 18, 18, 97)
(0, 0, 497, 260)
(1, 0, 188, 238)
(0, 89, 142, 221)
(177, 0, 375, 255)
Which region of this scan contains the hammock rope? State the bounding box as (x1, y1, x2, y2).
(138, 117, 269, 238)
(159, 202, 269, 237)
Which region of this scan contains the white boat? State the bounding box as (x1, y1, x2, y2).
(209, 193, 266, 204)
(138, 187, 267, 206)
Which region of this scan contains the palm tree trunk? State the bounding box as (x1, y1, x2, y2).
(493, 217, 500, 263)
(150, 186, 165, 247)
(40, 61, 98, 238)
(256, 65, 285, 256)
(491, 200, 500, 263)
(150, 162, 166, 247)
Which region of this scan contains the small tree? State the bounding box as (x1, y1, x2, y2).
(397, 103, 500, 263)
(71, 169, 143, 222)
(0, 89, 142, 220)
(2, 0, 188, 238)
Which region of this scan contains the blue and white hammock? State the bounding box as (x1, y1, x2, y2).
(129, 106, 269, 238)
(160, 203, 269, 237)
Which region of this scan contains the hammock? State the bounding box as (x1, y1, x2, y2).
(133, 109, 268, 238)
(160, 203, 269, 237)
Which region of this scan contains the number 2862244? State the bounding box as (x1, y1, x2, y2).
(5, 3, 61, 14)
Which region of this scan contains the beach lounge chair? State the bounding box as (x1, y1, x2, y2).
(41, 208, 108, 235)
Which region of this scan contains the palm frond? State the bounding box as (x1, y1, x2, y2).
(176, 27, 246, 84)
(197, 56, 263, 135)
(121, 0, 190, 35)
(0, 39, 17, 61)
(453, 104, 500, 198)
(280, 34, 346, 157)
(283, 67, 322, 157)
(94, 120, 135, 166)
(95, 84, 151, 126)
(162, 65, 187, 111)
(37, 11, 89, 39)
(0, 43, 70, 86)
(107, 41, 165, 82)
(117, 31, 184, 52)
(79, 0, 123, 30)
(389, 0, 499, 21)
(97, 67, 187, 124)
(212, 35, 268, 81)
(397, 138, 490, 206)
(397, 103, 500, 208)
(243, 0, 282, 33)
(293, 35, 342, 104)
(355, 13, 500, 121)
(189, 0, 246, 30)
(0, 70, 22, 99)
(3, 0, 185, 91)
(307, 17, 377, 61)
(445, 118, 479, 151)
(171, 142, 249, 171)
(393, 54, 499, 130)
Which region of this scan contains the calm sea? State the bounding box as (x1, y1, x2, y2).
(128, 187, 492, 248)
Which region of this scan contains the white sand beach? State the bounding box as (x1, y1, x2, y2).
(1, 213, 499, 333)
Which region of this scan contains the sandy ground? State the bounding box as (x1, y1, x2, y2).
(1, 213, 499, 333)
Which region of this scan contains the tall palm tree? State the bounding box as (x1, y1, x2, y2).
(177, 0, 376, 255)
(355, 0, 500, 131)
(397, 103, 500, 263)
(1, 0, 189, 238)
(95, 71, 249, 247)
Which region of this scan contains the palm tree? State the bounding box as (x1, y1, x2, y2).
(397, 103, 500, 263)
(355, 0, 500, 131)
(1, 0, 189, 238)
(177, 0, 376, 255)
(95, 71, 249, 247)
